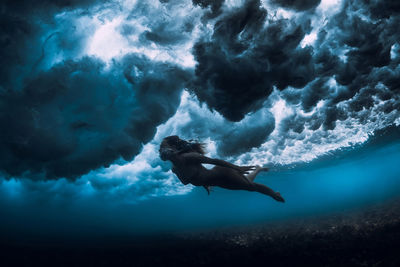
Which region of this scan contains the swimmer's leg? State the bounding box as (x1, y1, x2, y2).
(252, 183, 285, 203)
(245, 166, 269, 182)
(208, 166, 284, 202)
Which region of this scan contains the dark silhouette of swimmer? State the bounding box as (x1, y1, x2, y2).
(159, 136, 285, 202)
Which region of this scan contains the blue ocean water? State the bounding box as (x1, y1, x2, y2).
(121, 127, 400, 234)
(1, 128, 399, 241)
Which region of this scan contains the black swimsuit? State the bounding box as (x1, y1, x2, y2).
(172, 165, 203, 186)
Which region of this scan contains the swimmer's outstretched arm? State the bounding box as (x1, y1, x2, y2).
(183, 153, 255, 174)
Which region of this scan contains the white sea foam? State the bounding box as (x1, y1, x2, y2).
(236, 97, 399, 167)
(14, 0, 396, 203)
(84, 0, 201, 68)
(87, 88, 399, 202)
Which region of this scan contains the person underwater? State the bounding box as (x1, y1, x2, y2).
(159, 135, 285, 202)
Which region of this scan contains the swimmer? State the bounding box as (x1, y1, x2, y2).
(159, 135, 285, 202)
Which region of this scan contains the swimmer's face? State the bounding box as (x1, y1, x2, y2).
(159, 136, 185, 161)
(159, 140, 176, 161)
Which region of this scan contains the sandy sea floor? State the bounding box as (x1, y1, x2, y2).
(2, 197, 400, 266)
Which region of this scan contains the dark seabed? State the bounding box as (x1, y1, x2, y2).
(2, 198, 400, 266)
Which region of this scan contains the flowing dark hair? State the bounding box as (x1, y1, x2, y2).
(160, 135, 206, 159)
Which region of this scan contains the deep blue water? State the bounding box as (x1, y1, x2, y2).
(127, 129, 400, 234)
(1, 128, 400, 242)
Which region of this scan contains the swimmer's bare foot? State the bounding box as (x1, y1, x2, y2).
(260, 166, 269, 172)
(273, 192, 285, 203)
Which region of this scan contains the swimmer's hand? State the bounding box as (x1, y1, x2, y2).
(235, 165, 256, 174)
(203, 185, 213, 195)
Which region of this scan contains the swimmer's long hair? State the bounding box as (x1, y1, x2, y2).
(160, 136, 206, 160)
